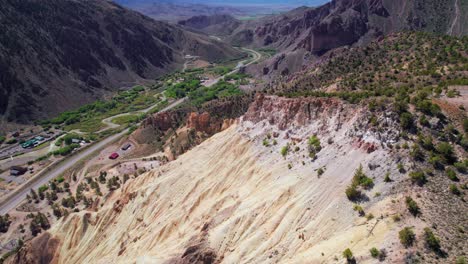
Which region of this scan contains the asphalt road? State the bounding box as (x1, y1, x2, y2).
(0, 98, 185, 215)
(205, 48, 262, 87)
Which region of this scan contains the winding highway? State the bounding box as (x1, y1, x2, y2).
(204, 48, 262, 87)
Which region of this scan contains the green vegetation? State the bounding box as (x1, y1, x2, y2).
(409, 170, 427, 186)
(345, 164, 373, 200)
(6, 138, 17, 144)
(342, 248, 354, 263)
(275, 33, 468, 132)
(456, 256, 467, 264)
(0, 136, 5, 144)
(29, 212, 50, 236)
(446, 168, 459, 181)
(165, 77, 201, 98)
(111, 114, 143, 125)
(423, 228, 441, 252)
(353, 204, 365, 216)
(384, 172, 392, 182)
(399, 227, 416, 247)
(450, 184, 461, 195)
(258, 48, 277, 57)
(280, 145, 289, 157)
(405, 197, 421, 216)
(188, 81, 242, 106)
(352, 164, 374, 189)
(317, 167, 325, 177)
(43, 85, 159, 133)
(307, 135, 322, 159)
(454, 160, 467, 173)
(52, 143, 80, 156)
(62, 133, 82, 145)
(369, 247, 379, 258)
(0, 215, 11, 233)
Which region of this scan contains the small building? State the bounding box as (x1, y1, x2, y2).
(71, 139, 80, 144)
(10, 166, 28, 176)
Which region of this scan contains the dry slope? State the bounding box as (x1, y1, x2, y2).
(9, 95, 425, 263)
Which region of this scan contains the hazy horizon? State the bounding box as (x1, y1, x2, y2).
(115, 0, 329, 7)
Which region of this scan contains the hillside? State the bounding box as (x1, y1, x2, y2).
(0, 0, 241, 124)
(229, 0, 467, 52)
(178, 15, 242, 37)
(4, 32, 467, 264)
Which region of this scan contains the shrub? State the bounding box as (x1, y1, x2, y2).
(397, 163, 406, 173)
(429, 154, 444, 170)
(351, 164, 374, 189)
(409, 170, 427, 186)
(450, 184, 461, 195)
(353, 204, 365, 216)
(446, 168, 459, 181)
(6, 138, 17, 144)
(384, 172, 392, 182)
(454, 161, 467, 173)
(399, 227, 416, 247)
(410, 144, 425, 161)
(423, 228, 441, 252)
(342, 248, 354, 262)
(436, 142, 456, 164)
(280, 145, 289, 157)
(369, 247, 379, 258)
(262, 138, 270, 147)
(400, 112, 414, 130)
(405, 197, 420, 216)
(0, 214, 11, 233)
(456, 256, 467, 264)
(308, 135, 322, 153)
(346, 185, 361, 201)
(317, 167, 325, 177)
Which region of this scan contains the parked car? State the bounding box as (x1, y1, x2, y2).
(121, 143, 131, 151)
(109, 152, 119, 160)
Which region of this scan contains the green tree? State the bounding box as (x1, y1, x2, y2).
(423, 228, 441, 252)
(342, 248, 354, 262)
(369, 247, 379, 258)
(399, 227, 416, 247)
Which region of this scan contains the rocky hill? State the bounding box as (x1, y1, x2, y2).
(115, 1, 247, 22)
(178, 14, 242, 37)
(4, 32, 467, 264)
(0, 0, 241, 124)
(230, 0, 466, 52)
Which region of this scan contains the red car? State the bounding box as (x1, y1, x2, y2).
(109, 152, 119, 160)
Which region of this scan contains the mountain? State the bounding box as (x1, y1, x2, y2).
(229, 0, 467, 51)
(6, 31, 467, 264)
(178, 14, 242, 36)
(0, 0, 241, 124)
(115, 1, 247, 22)
(219, 0, 467, 77)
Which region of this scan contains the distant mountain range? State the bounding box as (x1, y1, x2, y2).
(113, 0, 318, 21)
(179, 0, 467, 77)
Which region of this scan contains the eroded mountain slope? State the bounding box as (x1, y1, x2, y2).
(9, 95, 427, 264)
